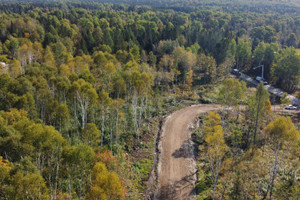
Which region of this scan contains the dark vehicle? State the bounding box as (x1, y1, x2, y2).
(231, 69, 241, 76)
(256, 76, 268, 85)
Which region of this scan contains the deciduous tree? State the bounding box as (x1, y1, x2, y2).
(272, 47, 300, 93)
(86, 162, 125, 200)
(263, 117, 300, 200)
(201, 112, 227, 200)
(246, 82, 269, 146)
(72, 79, 98, 128)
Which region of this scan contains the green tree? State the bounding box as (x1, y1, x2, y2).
(64, 144, 95, 200)
(272, 47, 300, 93)
(213, 38, 236, 65)
(280, 92, 290, 112)
(93, 27, 103, 46)
(83, 123, 101, 149)
(0, 156, 12, 198)
(71, 79, 98, 128)
(8, 59, 21, 78)
(173, 46, 197, 84)
(229, 171, 242, 200)
(43, 46, 56, 66)
(103, 28, 113, 49)
(252, 42, 266, 66)
(196, 53, 217, 83)
(10, 171, 49, 199)
(253, 42, 279, 80)
(218, 79, 246, 122)
(247, 82, 270, 146)
(235, 38, 252, 70)
(98, 89, 112, 148)
(38, 125, 67, 200)
(78, 18, 94, 33)
(130, 44, 140, 63)
(55, 103, 69, 133)
(5, 37, 19, 57)
(287, 33, 297, 47)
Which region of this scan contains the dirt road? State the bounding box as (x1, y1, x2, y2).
(154, 104, 299, 200)
(155, 104, 221, 200)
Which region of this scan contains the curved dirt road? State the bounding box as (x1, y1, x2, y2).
(155, 104, 221, 200)
(154, 104, 299, 200)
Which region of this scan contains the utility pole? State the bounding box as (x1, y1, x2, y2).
(253, 63, 264, 80)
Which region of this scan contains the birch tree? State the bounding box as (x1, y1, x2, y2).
(63, 144, 95, 200)
(218, 78, 245, 122)
(263, 117, 300, 200)
(55, 103, 69, 133)
(72, 79, 98, 129)
(98, 89, 112, 148)
(83, 123, 101, 149)
(247, 82, 269, 145)
(201, 112, 227, 200)
(18, 43, 35, 74)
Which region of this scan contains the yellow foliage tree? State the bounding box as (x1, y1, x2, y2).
(86, 162, 125, 200)
(8, 59, 21, 78)
(43, 46, 56, 66)
(184, 69, 193, 91)
(201, 112, 227, 200)
(202, 112, 222, 138)
(263, 117, 300, 200)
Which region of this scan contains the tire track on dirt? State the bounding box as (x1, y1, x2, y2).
(154, 104, 221, 200)
(153, 104, 299, 200)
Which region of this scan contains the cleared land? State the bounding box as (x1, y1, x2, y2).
(155, 104, 221, 200)
(155, 104, 299, 200)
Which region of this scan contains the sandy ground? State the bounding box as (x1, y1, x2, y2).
(154, 104, 299, 200)
(155, 104, 221, 200)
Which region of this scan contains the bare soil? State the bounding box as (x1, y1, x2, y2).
(155, 104, 221, 200)
(154, 104, 299, 200)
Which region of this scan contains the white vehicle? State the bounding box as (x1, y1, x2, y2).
(285, 105, 297, 110)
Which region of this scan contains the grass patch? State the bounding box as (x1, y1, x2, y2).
(133, 158, 153, 182)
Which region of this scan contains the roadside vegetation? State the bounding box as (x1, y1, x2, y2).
(194, 80, 300, 200)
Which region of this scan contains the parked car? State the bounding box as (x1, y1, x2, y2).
(285, 105, 297, 110)
(231, 69, 241, 76)
(256, 76, 268, 85)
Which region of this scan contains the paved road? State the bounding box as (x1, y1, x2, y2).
(239, 73, 300, 106)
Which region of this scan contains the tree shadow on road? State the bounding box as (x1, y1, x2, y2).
(172, 140, 195, 158)
(157, 172, 197, 200)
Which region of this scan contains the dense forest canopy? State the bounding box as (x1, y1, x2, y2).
(1, 0, 300, 15)
(0, 0, 299, 199)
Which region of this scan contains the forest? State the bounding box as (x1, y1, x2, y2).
(0, 0, 299, 199)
